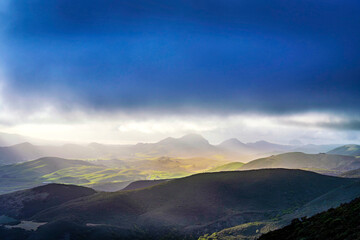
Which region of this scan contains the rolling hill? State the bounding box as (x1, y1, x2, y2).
(0, 157, 145, 194)
(240, 152, 360, 174)
(28, 169, 354, 239)
(208, 162, 244, 172)
(0, 156, 225, 194)
(327, 144, 360, 156)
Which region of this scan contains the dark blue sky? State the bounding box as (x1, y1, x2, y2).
(1, 0, 360, 115)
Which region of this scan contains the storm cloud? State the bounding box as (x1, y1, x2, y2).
(1, 0, 360, 115)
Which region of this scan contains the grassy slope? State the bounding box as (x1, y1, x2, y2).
(199, 222, 278, 240)
(208, 162, 244, 172)
(0, 156, 225, 194)
(32, 169, 354, 236)
(240, 152, 360, 174)
(259, 196, 360, 240)
(327, 144, 360, 156)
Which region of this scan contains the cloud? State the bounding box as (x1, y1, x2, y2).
(0, 0, 359, 116)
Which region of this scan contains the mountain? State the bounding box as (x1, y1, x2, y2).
(0, 142, 44, 165)
(327, 144, 360, 156)
(240, 152, 360, 174)
(292, 144, 342, 154)
(0, 184, 96, 219)
(0, 134, 349, 165)
(259, 196, 360, 240)
(133, 134, 220, 158)
(0, 134, 224, 164)
(27, 169, 353, 239)
(0, 132, 57, 147)
(218, 138, 254, 153)
(0, 132, 32, 147)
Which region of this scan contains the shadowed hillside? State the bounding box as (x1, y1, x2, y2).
(259, 196, 360, 240)
(0, 184, 96, 219)
(29, 169, 354, 238)
(122, 179, 168, 191)
(200, 180, 360, 240)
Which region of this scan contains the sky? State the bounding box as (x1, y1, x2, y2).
(0, 0, 360, 145)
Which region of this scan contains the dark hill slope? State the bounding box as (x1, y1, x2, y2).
(341, 168, 360, 178)
(241, 152, 360, 174)
(122, 180, 168, 191)
(200, 180, 360, 240)
(0, 184, 96, 219)
(33, 169, 354, 234)
(327, 144, 360, 156)
(259, 196, 360, 240)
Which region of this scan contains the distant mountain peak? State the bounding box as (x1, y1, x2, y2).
(179, 133, 208, 143)
(14, 142, 34, 147)
(220, 138, 246, 146)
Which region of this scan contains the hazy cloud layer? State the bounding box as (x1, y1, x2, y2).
(0, 1, 360, 143)
(0, 0, 359, 115)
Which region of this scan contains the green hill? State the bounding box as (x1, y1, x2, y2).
(327, 144, 360, 156)
(208, 162, 244, 172)
(259, 196, 360, 240)
(240, 152, 360, 174)
(0, 157, 147, 193)
(0, 156, 226, 194)
(30, 169, 354, 238)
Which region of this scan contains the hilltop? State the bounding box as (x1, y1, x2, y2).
(240, 152, 360, 174)
(327, 144, 360, 156)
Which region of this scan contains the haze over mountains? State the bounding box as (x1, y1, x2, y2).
(0, 132, 345, 165)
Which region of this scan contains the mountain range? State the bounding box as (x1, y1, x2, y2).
(0, 133, 346, 165)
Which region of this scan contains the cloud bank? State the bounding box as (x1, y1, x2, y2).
(0, 0, 359, 143)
